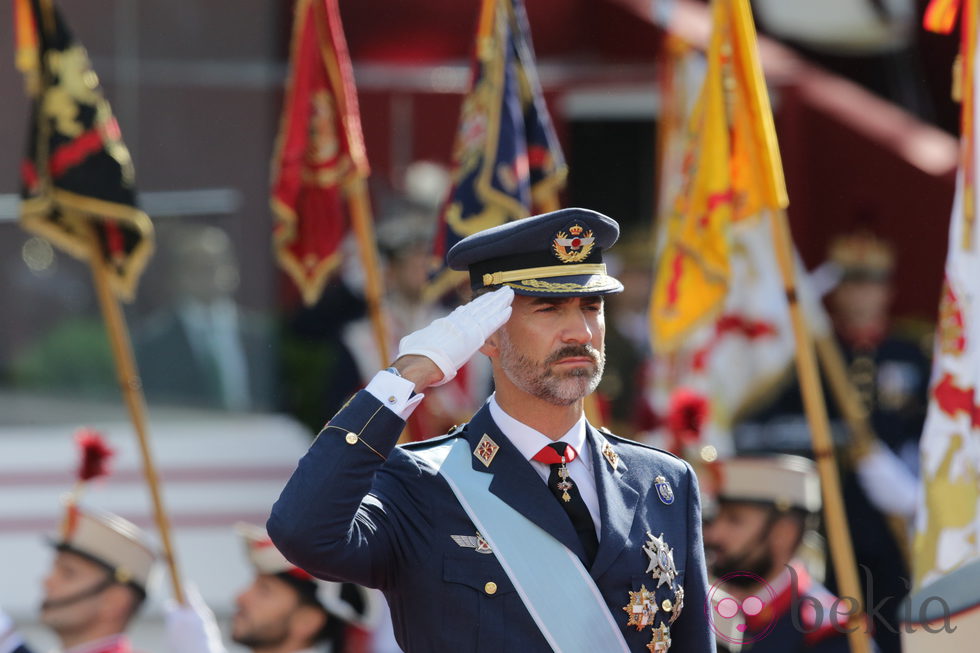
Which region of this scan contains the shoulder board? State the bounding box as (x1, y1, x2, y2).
(399, 423, 468, 451)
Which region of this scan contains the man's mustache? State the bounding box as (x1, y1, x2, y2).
(545, 345, 601, 366)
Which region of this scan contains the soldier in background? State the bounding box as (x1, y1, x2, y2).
(166, 524, 394, 653)
(38, 508, 156, 653)
(822, 231, 928, 653)
(704, 456, 856, 652)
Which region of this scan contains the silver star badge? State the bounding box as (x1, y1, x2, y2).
(643, 531, 677, 589)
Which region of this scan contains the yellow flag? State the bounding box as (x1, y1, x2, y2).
(651, 0, 787, 351)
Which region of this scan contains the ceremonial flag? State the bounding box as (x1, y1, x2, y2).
(650, 0, 811, 452)
(16, 0, 153, 301)
(650, 0, 787, 352)
(427, 0, 566, 298)
(271, 0, 369, 307)
(913, 0, 980, 589)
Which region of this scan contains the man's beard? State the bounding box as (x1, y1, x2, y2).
(498, 330, 605, 406)
(708, 543, 775, 588)
(232, 614, 290, 650)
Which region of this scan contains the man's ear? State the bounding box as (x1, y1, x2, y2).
(768, 514, 802, 561)
(479, 329, 501, 358)
(290, 604, 328, 647)
(100, 583, 138, 627)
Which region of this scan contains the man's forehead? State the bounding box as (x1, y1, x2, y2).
(717, 500, 771, 519)
(518, 295, 605, 306)
(55, 549, 105, 572)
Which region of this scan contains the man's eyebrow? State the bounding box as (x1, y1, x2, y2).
(529, 297, 565, 306)
(527, 296, 604, 306)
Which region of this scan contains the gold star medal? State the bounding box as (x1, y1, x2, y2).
(646, 623, 672, 652)
(623, 584, 658, 631)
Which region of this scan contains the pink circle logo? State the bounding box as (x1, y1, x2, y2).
(705, 572, 777, 645)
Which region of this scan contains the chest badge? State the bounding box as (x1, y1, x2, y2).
(473, 434, 499, 467)
(668, 585, 684, 625)
(450, 531, 493, 555)
(623, 584, 658, 631)
(655, 475, 674, 505)
(646, 623, 672, 652)
(602, 442, 620, 471)
(643, 531, 677, 588)
(552, 223, 595, 263)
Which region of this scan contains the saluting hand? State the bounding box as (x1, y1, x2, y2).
(394, 286, 514, 391)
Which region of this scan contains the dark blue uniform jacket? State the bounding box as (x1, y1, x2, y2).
(269, 390, 715, 652)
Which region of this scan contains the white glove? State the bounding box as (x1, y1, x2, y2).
(0, 606, 25, 653)
(397, 286, 514, 386)
(164, 583, 228, 653)
(856, 442, 918, 519)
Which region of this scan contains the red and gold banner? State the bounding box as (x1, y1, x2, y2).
(271, 0, 369, 306)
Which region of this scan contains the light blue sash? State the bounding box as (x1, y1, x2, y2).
(422, 438, 630, 653)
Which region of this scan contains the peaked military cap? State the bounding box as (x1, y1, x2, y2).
(446, 207, 624, 297)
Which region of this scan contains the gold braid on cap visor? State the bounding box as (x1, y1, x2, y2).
(481, 263, 607, 287)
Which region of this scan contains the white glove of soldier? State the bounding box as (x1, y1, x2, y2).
(397, 286, 514, 386)
(856, 442, 918, 519)
(164, 583, 228, 653)
(0, 606, 25, 653)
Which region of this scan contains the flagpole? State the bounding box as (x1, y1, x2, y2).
(86, 226, 185, 605)
(346, 178, 390, 368)
(345, 177, 419, 443)
(813, 333, 911, 564)
(33, 0, 183, 605)
(769, 209, 871, 653)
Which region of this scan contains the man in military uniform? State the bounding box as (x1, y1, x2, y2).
(704, 456, 855, 652)
(37, 507, 157, 653)
(824, 231, 927, 653)
(269, 208, 714, 652)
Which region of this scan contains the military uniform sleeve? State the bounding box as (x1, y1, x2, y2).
(672, 463, 716, 651)
(267, 387, 418, 589)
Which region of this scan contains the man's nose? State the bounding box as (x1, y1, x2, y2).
(560, 309, 593, 344)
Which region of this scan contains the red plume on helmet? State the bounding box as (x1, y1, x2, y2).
(62, 428, 115, 539)
(75, 428, 115, 482)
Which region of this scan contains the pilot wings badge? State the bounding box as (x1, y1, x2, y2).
(451, 531, 493, 554)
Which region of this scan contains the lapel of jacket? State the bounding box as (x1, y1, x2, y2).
(464, 404, 589, 563)
(587, 426, 640, 579)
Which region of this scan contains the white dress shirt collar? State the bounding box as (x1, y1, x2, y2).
(487, 394, 592, 471)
